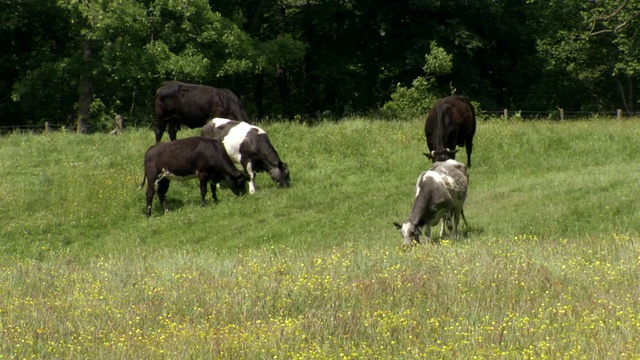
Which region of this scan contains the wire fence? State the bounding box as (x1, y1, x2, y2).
(1, 109, 639, 135)
(0, 123, 73, 135)
(480, 109, 640, 120)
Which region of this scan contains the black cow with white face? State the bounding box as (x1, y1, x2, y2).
(424, 95, 476, 167)
(201, 118, 291, 195)
(139, 136, 248, 217)
(154, 81, 250, 143)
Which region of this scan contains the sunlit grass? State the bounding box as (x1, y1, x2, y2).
(2, 234, 639, 358)
(1, 117, 640, 358)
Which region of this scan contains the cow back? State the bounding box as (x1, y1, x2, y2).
(145, 137, 239, 177)
(203, 119, 280, 166)
(449, 96, 476, 148)
(201, 118, 291, 189)
(424, 95, 476, 165)
(429, 159, 468, 204)
(154, 81, 250, 142)
(409, 171, 452, 227)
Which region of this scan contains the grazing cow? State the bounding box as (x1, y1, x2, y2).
(424, 95, 476, 167)
(201, 118, 290, 195)
(139, 136, 248, 217)
(394, 159, 469, 246)
(154, 81, 250, 143)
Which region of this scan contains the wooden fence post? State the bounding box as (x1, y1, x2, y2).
(45, 122, 50, 132)
(110, 114, 124, 135)
(616, 109, 622, 119)
(503, 109, 508, 121)
(559, 108, 564, 121)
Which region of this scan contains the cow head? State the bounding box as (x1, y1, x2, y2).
(424, 148, 458, 162)
(226, 172, 250, 196)
(393, 221, 421, 246)
(269, 162, 291, 188)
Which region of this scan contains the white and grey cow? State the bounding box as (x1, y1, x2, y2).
(201, 118, 290, 194)
(394, 159, 469, 246)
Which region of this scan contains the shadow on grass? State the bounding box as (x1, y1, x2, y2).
(401, 222, 485, 251)
(144, 198, 186, 217)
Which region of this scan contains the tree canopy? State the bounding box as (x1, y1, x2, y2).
(1, 0, 639, 130)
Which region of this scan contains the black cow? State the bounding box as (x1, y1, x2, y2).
(201, 118, 291, 195)
(139, 136, 248, 217)
(154, 81, 250, 143)
(424, 95, 476, 167)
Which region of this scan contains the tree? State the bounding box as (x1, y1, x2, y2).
(0, 0, 73, 127)
(5, 0, 273, 128)
(4, 0, 638, 127)
(382, 42, 453, 118)
(211, 0, 306, 119)
(530, 0, 640, 111)
(588, 0, 640, 111)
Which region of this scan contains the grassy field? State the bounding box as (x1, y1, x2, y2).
(1, 118, 639, 358)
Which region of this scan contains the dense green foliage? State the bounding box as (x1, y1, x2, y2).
(1, 118, 639, 358)
(1, 0, 640, 130)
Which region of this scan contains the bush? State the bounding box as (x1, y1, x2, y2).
(89, 98, 116, 132)
(381, 41, 452, 119)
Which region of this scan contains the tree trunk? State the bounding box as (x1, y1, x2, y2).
(244, 0, 266, 33)
(277, 66, 292, 119)
(626, 74, 634, 112)
(255, 73, 265, 119)
(77, 35, 93, 133)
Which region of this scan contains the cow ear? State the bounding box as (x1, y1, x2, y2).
(423, 152, 434, 160)
(393, 222, 402, 229)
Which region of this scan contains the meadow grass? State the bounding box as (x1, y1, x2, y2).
(0, 118, 639, 358)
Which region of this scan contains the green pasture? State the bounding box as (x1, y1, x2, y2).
(0, 118, 639, 358)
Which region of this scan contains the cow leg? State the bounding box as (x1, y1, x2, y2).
(145, 180, 156, 217)
(155, 121, 166, 143)
(452, 210, 461, 239)
(424, 225, 432, 244)
(198, 177, 209, 207)
(439, 213, 453, 238)
(439, 218, 447, 238)
(156, 179, 171, 214)
(168, 122, 178, 141)
(209, 181, 219, 204)
(245, 161, 257, 195)
(466, 141, 473, 167)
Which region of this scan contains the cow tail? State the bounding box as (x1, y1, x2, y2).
(461, 209, 470, 228)
(138, 174, 146, 190)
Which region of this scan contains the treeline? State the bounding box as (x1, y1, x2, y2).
(1, 0, 639, 131)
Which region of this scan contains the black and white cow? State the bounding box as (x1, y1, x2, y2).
(201, 118, 290, 195)
(394, 159, 469, 246)
(139, 136, 249, 217)
(154, 81, 251, 143)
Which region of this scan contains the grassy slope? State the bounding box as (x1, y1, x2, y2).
(1, 118, 640, 358)
(1, 118, 638, 258)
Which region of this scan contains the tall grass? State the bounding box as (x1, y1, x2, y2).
(1, 118, 639, 358)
